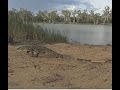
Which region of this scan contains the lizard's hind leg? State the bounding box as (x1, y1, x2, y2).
(33, 51, 39, 57)
(27, 48, 34, 57)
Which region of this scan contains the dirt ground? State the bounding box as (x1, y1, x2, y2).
(8, 43, 112, 89)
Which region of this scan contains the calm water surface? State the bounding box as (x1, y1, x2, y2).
(38, 24, 112, 45)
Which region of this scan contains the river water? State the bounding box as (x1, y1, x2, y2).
(37, 23, 112, 45)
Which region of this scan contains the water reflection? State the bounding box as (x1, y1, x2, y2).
(39, 24, 112, 45)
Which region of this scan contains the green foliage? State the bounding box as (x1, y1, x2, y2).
(8, 6, 112, 43)
(9, 6, 112, 25)
(8, 9, 67, 43)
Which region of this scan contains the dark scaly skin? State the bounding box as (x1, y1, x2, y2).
(17, 45, 63, 58)
(16, 45, 76, 60)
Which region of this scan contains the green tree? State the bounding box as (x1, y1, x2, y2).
(102, 6, 111, 24)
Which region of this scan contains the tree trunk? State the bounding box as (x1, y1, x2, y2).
(96, 19, 98, 24)
(103, 18, 106, 24)
(73, 16, 75, 24)
(68, 17, 71, 24)
(64, 17, 66, 23)
(94, 20, 96, 24)
(49, 20, 51, 23)
(77, 17, 79, 23)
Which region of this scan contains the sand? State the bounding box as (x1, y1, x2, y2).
(8, 43, 112, 89)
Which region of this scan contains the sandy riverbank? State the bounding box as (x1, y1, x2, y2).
(8, 43, 112, 89)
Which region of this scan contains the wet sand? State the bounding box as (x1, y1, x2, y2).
(8, 43, 112, 89)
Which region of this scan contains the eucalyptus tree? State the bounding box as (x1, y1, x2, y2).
(34, 10, 44, 22)
(109, 8, 112, 23)
(71, 10, 78, 24)
(50, 11, 58, 23)
(18, 8, 33, 24)
(47, 12, 52, 23)
(89, 10, 95, 24)
(76, 10, 82, 23)
(94, 13, 101, 24)
(89, 10, 101, 24)
(42, 10, 49, 23)
(102, 6, 111, 24)
(82, 10, 88, 23)
(67, 10, 71, 23)
(61, 10, 66, 23)
(62, 10, 71, 23)
(59, 15, 64, 23)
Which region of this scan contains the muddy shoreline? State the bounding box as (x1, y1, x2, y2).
(8, 43, 112, 89)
